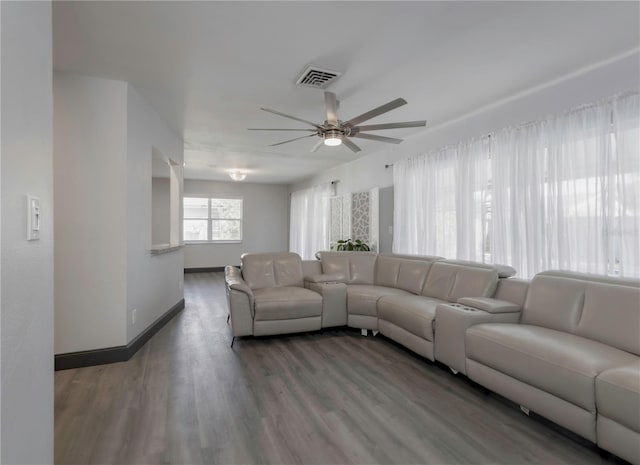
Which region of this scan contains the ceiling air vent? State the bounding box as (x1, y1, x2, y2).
(295, 65, 342, 89)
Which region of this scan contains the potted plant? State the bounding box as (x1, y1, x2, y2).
(335, 238, 370, 251)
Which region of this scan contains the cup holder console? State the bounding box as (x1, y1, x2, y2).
(451, 303, 477, 312)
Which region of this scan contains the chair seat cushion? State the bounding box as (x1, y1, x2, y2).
(254, 287, 322, 321)
(378, 295, 444, 341)
(466, 324, 638, 411)
(596, 360, 640, 432)
(346, 285, 411, 317)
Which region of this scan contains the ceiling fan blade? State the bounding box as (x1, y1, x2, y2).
(354, 121, 426, 131)
(261, 108, 321, 129)
(324, 92, 339, 126)
(345, 98, 407, 127)
(248, 128, 316, 131)
(270, 134, 317, 147)
(342, 138, 361, 153)
(351, 133, 403, 144)
(310, 140, 323, 153)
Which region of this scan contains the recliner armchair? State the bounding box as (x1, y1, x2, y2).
(225, 252, 323, 345)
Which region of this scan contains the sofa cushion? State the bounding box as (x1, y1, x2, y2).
(520, 274, 585, 333)
(378, 295, 444, 341)
(466, 323, 638, 411)
(576, 281, 640, 355)
(318, 251, 378, 284)
(444, 259, 516, 278)
(596, 360, 640, 433)
(241, 252, 304, 289)
(347, 285, 411, 317)
(253, 287, 322, 321)
(421, 262, 498, 302)
(375, 255, 434, 295)
(449, 266, 498, 302)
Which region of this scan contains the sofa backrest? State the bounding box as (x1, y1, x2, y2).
(521, 273, 585, 332)
(421, 261, 498, 302)
(241, 252, 304, 289)
(523, 270, 640, 355)
(375, 254, 440, 294)
(301, 259, 322, 277)
(317, 251, 378, 284)
(493, 278, 530, 307)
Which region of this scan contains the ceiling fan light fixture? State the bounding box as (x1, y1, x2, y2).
(323, 130, 342, 146)
(229, 171, 247, 181)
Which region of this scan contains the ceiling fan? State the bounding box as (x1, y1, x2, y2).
(249, 92, 426, 153)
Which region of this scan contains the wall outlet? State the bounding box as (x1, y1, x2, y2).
(132, 308, 137, 325)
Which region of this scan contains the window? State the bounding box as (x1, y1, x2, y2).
(183, 197, 243, 242)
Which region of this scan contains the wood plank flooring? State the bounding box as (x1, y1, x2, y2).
(55, 272, 626, 464)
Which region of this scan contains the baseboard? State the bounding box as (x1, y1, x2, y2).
(54, 298, 186, 371)
(184, 266, 228, 273)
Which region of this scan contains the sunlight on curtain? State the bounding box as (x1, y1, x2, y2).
(393, 139, 489, 260)
(289, 183, 331, 260)
(612, 93, 640, 277)
(393, 92, 639, 278)
(492, 123, 553, 277)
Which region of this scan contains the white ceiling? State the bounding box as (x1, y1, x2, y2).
(53, 1, 639, 184)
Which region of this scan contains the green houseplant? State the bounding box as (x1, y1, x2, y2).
(335, 238, 370, 251)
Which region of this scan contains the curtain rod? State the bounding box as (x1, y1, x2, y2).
(385, 164, 393, 169)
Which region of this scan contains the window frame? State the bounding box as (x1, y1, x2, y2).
(183, 196, 243, 244)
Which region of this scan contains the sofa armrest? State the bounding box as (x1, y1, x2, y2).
(305, 274, 344, 284)
(225, 266, 255, 336)
(225, 266, 254, 303)
(456, 297, 521, 314)
(308, 282, 347, 328)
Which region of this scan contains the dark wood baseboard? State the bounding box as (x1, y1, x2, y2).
(184, 266, 230, 273)
(55, 299, 185, 371)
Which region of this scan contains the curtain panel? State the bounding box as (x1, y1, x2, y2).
(393, 92, 639, 278)
(393, 139, 490, 261)
(289, 183, 332, 260)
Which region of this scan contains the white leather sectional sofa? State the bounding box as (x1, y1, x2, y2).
(224, 252, 640, 464)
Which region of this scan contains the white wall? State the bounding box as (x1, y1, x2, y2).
(54, 74, 128, 353)
(126, 85, 184, 343)
(291, 51, 640, 196)
(184, 180, 289, 268)
(1, 2, 54, 463)
(152, 177, 171, 245)
(54, 75, 184, 352)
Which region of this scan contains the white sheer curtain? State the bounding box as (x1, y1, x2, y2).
(393, 148, 456, 257)
(456, 138, 491, 261)
(393, 138, 490, 260)
(393, 92, 639, 278)
(492, 94, 639, 278)
(611, 93, 640, 277)
(289, 183, 331, 260)
(492, 123, 553, 277)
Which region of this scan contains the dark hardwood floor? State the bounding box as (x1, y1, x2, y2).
(55, 272, 625, 465)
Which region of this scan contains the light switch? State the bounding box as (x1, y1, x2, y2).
(27, 195, 40, 241)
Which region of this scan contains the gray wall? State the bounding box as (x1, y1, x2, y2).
(54, 74, 185, 354)
(1, 2, 54, 463)
(54, 73, 128, 353)
(184, 180, 289, 268)
(152, 177, 171, 245)
(125, 84, 184, 344)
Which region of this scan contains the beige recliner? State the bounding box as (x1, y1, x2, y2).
(465, 270, 640, 458)
(225, 252, 323, 344)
